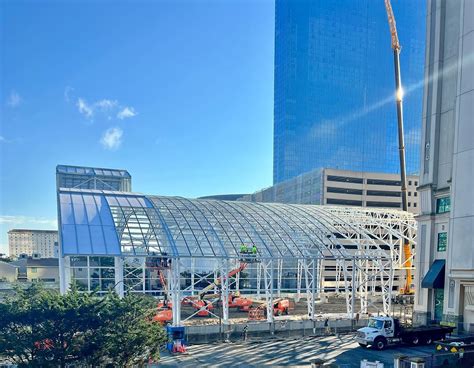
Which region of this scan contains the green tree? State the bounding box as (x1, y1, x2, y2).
(0, 284, 166, 367)
(98, 293, 167, 367)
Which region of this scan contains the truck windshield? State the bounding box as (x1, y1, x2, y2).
(368, 319, 384, 329)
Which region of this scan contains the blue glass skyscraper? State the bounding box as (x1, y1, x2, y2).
(273, 0, 425, 184)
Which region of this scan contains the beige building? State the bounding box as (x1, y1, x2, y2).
(8, 229, 58, 258)
(240, 168, 420, 214)
(11, 257, 59, 284)
(0, 261, 19, 282)
(414, 0, 474, 332)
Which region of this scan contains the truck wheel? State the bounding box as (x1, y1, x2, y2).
(411, 336, 420, 345)
(373, 337, 387, 350)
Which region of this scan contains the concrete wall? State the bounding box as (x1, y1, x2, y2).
(415, 0, 474, 332)
(184, 318, 368, 344)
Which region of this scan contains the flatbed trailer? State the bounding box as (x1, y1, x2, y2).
(357, 316, 454, 350)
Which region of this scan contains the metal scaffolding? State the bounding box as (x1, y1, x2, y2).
(57, 188, 417, 326)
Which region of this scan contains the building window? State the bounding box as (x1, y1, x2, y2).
(408, 180, 412, 185)
(31, 267, 37, 273)
(436, 197, 451, 214)
(408, 192, 411, 196)
(437, 232, 447, 252)
(414, 192, 418, 197)
(414, 203, 417, 208)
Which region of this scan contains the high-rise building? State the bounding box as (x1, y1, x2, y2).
(273, 0, 426, 183)
(414, 0, 474, 332)
(8, 229, 58, 258)
(56, 165, 132, 192)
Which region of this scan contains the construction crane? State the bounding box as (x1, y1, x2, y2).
(384, 0, 413, 296)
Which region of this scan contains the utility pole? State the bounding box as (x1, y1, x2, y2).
(384, 0, 413, 295)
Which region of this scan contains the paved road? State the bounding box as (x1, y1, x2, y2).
(158, 334, 433, 367)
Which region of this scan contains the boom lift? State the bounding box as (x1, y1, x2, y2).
(384, 0, 414, 297)
(148, 255, 173, 323)
(192, 261, 248, 316)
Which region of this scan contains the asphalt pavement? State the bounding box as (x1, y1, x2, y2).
(158, 333, 434, 367)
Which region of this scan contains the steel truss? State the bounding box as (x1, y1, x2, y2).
(58, 190, 417, 326)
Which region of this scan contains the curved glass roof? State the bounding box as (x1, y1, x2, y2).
(58, 188, 417, 260)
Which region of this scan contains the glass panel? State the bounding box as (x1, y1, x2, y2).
(103, 226, 120, 254)
(105, 196, 119, 207)
(436, 197, 451, 214)
(125, 197, 141, 207)
(70, 256, 87, 266)
(76, 225, 92, 253)
(61, 225, 78, 254)
(89, 226, 107, 254)
(85, 204, 101, 226)
(73, 278, 88, 291)
(437, 232, 447, 252)
(72, 267, 88, 278)
(73, 201, 88, 225)
(95, 196, 114, 226)
(60, 203, 75, 225)
(89, 256, 115, 267)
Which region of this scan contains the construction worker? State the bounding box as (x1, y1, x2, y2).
(251, 245, 257, 255)
(240, 244, 248, 254)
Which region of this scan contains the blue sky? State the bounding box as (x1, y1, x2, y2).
(0, 0, 275, 254)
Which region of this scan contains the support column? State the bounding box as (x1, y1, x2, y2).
(296, 259, 302, 302)
(277, 259, 283, 297)
(261, 259, 274, 323)
(341, 259, 353, 318)
(256, 262, 262, 299)
(114, 256, 124, 297)
(59, 255, 70, 295)
(219, 259, 230, 324)
(351, 258, 356, 319)
(191, 258, 195, 296)
(303, 258, 316, 320)
(170, 259, 181, 326)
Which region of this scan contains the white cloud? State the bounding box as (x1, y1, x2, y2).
(6, 91, 22, 107)
(76, 98, 94, 119)
(117, 106, 137, 120)
(100, 127, 123, 150)
(96, 99, 118, 111)
(72, 93, 136, 122)
(0, 215, 57, 228)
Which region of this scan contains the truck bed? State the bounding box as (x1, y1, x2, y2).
(400, 325, 454, 336)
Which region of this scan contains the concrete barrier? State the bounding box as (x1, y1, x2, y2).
(184, 318, 368, 343)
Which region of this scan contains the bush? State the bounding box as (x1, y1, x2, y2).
(0, 284, 166, 367)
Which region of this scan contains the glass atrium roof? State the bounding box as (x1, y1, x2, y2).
(58, 188, 417, 259)
(56, 165, 131, 178)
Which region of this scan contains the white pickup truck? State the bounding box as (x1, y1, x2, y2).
(356, 316, 454, 350)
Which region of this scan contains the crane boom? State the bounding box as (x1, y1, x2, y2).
(384, 0, 413, 295)
(384, 0, 400, 50)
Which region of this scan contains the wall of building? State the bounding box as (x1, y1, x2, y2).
(0, 261, 18, 282)
(240, 168, 420, 214)
(27, 265, 59, 283)
(414, 0, 474, 332)
(8, 230, 58, 258)
(273, 0, 426, 183)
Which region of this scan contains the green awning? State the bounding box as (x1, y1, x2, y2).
(421, 260, 445, 289)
